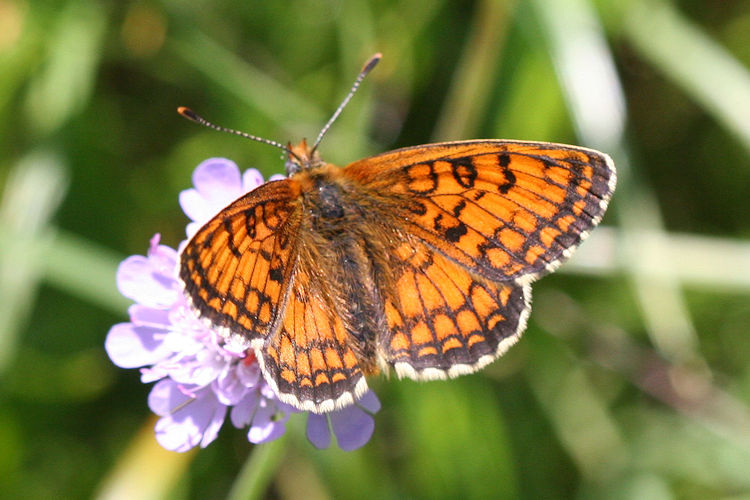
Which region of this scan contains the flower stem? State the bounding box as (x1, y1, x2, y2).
(226, 435, 288, 500)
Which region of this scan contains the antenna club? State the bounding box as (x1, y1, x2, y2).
(362, 53, 382, 73)
(177, 107, 200, 122)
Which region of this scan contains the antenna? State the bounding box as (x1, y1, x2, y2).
(176, 106, 301, 162)
(310, 53, 382, 154)
(178, 53, 382, 164)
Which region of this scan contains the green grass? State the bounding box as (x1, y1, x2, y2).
(1, 0, 749, 498)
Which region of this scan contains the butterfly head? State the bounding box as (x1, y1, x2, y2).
(285, 138, 324, 175)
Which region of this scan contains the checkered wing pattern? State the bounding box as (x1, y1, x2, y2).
(345, 140, 616, 284)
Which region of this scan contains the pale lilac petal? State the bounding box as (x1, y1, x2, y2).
(166, 304, 211, 349)
(154, 417, 200, 452)
(221, 339, 249, 357)
(167, 348, 226, 386)
(222, 337, 252, 356)
(193, 158, 242, 198)
(128, 305, 171, 328)
(235, 360, 261, 387)
(242, 168, 265, 192)
(181, 166, 268, 237)
(185, 222, 201, 239)
(275, 400, 298, 415)
(229, 390, 259, 428)
(176, 239, 189, 255)
(147, 378, 182, 416)
(105, 323, 171, 368)
(140, 364, 170, 383)
(306, 413, 332, 449)
(116, 256, 178, 308)
(147, 235, 178, 274)
(248, 419, 287, 444)
(179, 188, 212, 225)
(247, 403, 290, 444)
(259, 383, 278, 401)
(268, 174, 286, 182)
(214, 366, 250, 405)
(179, 158, 244, 227)
(160, 327, 204, 356)
(357, 390, 381, 413)
(149, 380, 227, 452)
(330, 404, 375, 451)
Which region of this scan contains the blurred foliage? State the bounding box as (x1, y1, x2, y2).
(1, 0, 749, 498)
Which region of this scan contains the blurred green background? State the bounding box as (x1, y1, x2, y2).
(1, 0, 750, 498)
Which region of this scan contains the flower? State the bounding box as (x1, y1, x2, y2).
(306, 391, 381, 451)
(106, 158, 379, 452)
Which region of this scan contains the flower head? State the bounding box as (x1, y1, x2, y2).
(106, 158, 378, 451)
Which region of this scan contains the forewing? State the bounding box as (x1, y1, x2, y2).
(255, 267, 368, 413)
(381, 238, 531, 379)
(179, 179, 301, 342)
(345, 140, 616, 283)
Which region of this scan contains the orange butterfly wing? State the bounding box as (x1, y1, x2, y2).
(344, 140, 615, 378)
(179, 179, 302, 343)
(380, 237, 531, 380)
(256, 267, 368, 413)
(345, 140, 616, 284)
(180, 176, 368, 413)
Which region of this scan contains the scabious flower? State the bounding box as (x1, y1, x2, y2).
(106, 158, 379, 452)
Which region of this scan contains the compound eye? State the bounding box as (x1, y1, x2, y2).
(285, 159, 301, 176)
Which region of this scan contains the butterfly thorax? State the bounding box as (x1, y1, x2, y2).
(291, 163, 394, 374)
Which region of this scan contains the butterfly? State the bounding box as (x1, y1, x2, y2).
(177, 54, 616, 413)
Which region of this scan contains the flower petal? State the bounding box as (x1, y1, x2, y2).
(183, 220, 202, 239)
(147, 378, 181, 416)
(214, 365, 250, 405)
(357, 390, 382, 413)
(166, 347, 225, 386)
(116, 255, 178, 309)
(193, 158, 243, 198)
(229, 390, 259, 428)
(105, 322, 171, 368)
(242, 168, 265, 192)
(147, 235, 179, 274)
(329, 401, 378, 451)
(179, 158, 244, 226)
(149, 380, 227, 452)
(235, 359, 261, 387)
(178, 188, 210, 226)
(247, 402, 290, 444)
(306, 413, 332, 449)
(128, 304, 171, 328)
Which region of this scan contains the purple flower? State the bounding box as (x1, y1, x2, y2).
(306, 391, 381, 451)
(106, 158, 379, 452)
